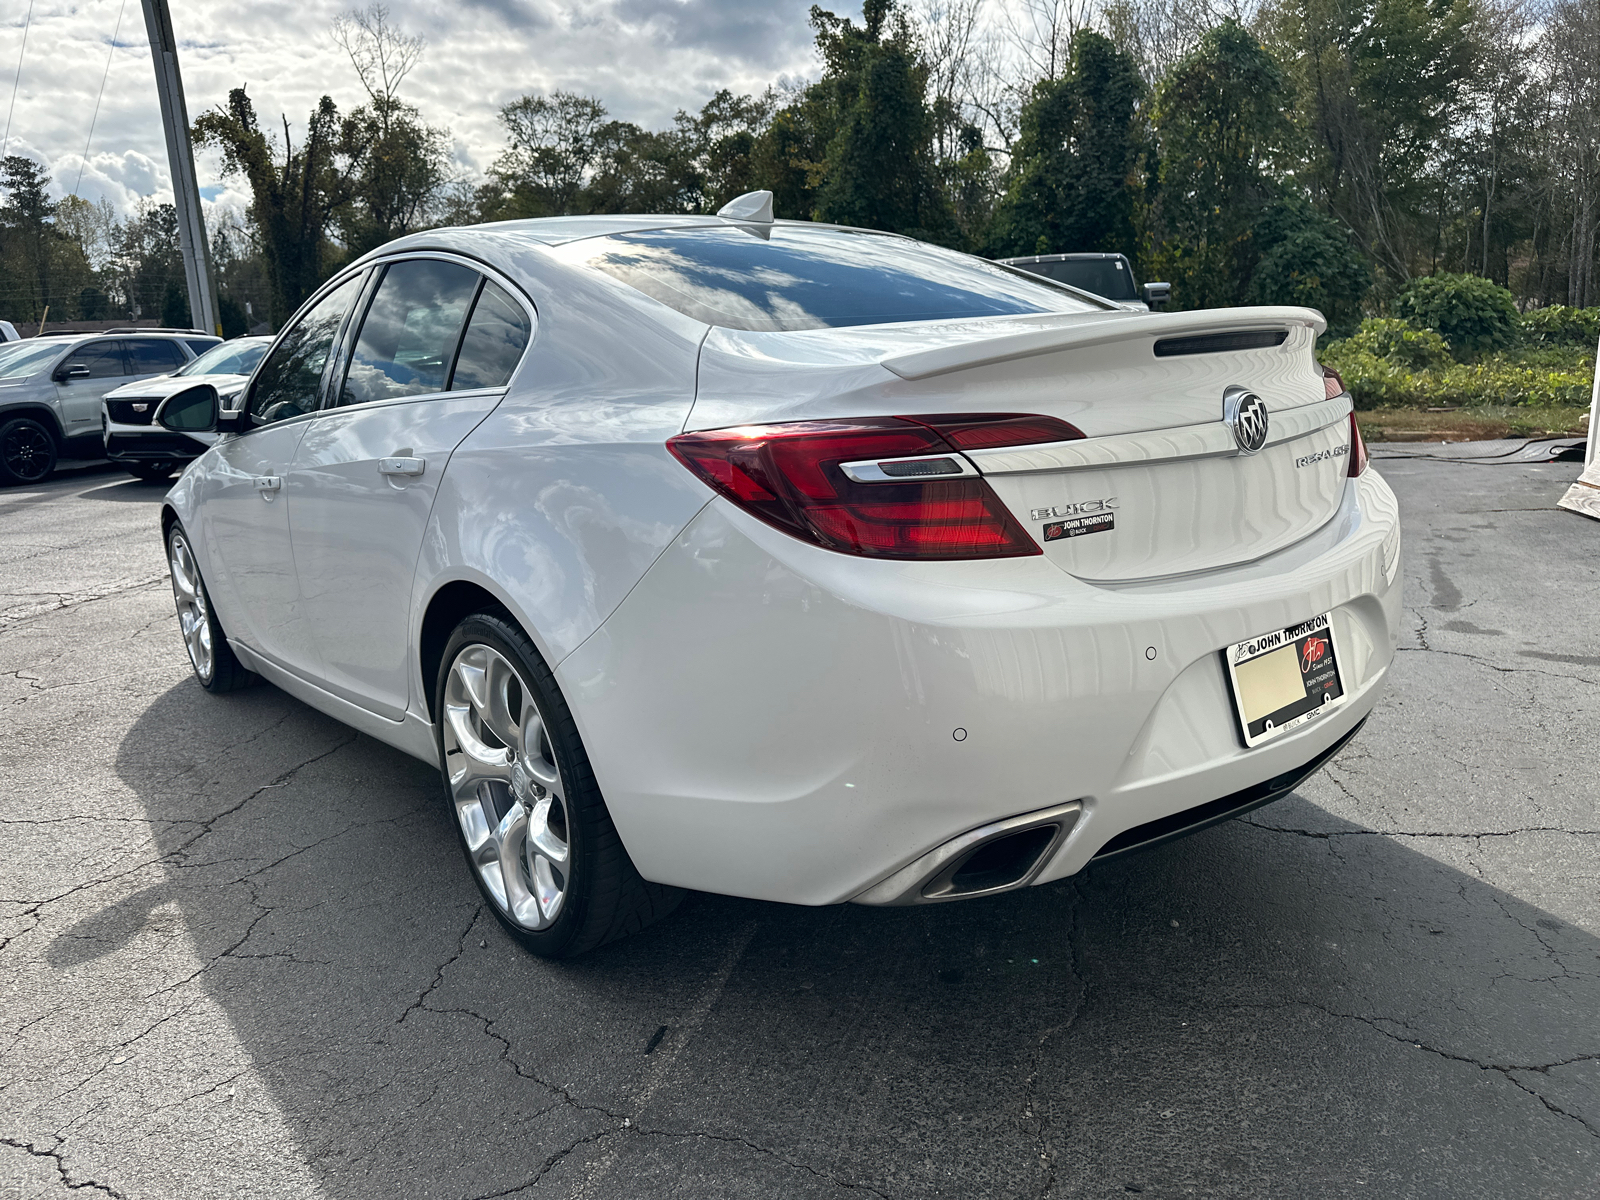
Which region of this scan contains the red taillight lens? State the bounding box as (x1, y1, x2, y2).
(898, 412, 1086, 450)
(667, 417, 1048, 559)
(1321, 363, 1346, 400)
(1348, 412, 1369, 477)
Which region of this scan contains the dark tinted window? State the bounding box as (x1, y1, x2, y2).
(566, 227, 1109, 332)
(450, 281, 531, 390)
(61, 341, 126, 378)
(249, 276, 362, 425)
(1020, 258, 1138, 301)
(127, 339, 187, 374)
(185, 338, 221, 355)
(338, 259, 479, 406)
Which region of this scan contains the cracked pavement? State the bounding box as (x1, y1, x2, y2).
(1, 455, 1596, 1198)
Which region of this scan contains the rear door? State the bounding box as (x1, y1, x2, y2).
(198, 274, 366, 675)
(288, 256, 532, 719)
(125, 338, 188, 383)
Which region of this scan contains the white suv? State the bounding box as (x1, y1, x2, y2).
(0, 330, 218, 485)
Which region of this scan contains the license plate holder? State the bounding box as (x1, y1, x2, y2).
(1223, 613, 1347, 748)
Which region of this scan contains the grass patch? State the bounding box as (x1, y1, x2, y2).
(1358, 404, 1590, 443)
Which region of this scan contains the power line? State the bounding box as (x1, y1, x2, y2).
(75, 0, 129, 199)
(2, 0, 36, 163)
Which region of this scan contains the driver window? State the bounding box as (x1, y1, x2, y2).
(61, 341, 127, 379)
(337, 259, 480, 407)
(248, 276, 362, 426)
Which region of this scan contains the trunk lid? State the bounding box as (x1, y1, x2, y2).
(689, 306, 1352, 582)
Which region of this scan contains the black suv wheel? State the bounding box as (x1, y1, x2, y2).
(0, 417, 58, 486)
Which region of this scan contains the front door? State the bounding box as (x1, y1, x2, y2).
(290, 259, 529, 719)
(198, 275, 365, 676)
(53, 339, 128, 438)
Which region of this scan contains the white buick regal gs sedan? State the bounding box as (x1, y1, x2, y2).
(159, 191, 1402, 958)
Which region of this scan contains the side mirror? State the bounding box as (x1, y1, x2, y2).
(54, 363, 92, 382)
(158, 384, 219, 433)
(1142, 282, 1172, 311)
(216, 406, 250, 435)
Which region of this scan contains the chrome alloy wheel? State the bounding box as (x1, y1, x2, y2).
(442, 643, 572, 930)
(168, 531, 214, 682)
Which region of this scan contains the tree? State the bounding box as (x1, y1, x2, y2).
(1248, 195, 1370, 335)
(0, 156, 98, 321)
(194, 88, 364, 326)
(1146, 19, 1287, 307)
(987, 29, 1144, 258)
(1261, 0, 1477, 291)
(808, 0, 956, 242)
(489, 92, 611, 217)
(331, 5, 450, 255)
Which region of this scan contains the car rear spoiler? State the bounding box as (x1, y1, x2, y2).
(879, 306, 1326, 381)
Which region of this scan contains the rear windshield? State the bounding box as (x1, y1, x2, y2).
(1015, 257, 1138, 301)
(563, 226, 1112, 331)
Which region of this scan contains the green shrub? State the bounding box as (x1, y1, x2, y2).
(1344, 317, 1451, 369)
(1392, 272, 1519, 356)
(1318, 336, 1593, 411)
(1519, 304, 1600, 348)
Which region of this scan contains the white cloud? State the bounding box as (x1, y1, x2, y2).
(0, 0, 839, 217)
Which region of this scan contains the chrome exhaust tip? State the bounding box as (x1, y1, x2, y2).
(850, 801, 1081, 906)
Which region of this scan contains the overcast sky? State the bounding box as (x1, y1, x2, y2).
(0, 1, 843, 219)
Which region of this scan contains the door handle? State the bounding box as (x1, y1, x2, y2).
(378, 456, 426, 478)
(254, 475, 282, 494)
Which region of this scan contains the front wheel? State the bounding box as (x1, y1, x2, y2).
(435, 610, 682, 957)
(0, 417, 58, 486)
(166, 523, 256, 692)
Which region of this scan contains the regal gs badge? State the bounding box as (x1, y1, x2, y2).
(1223, 385, 1270, 455)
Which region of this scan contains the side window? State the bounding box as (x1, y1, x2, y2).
(450, 282, 532, 391)
(61, 341, 127, 378)
(248, 276, 363, 426)
(337, 259, 480, 407)
(127, 340, 186, 375)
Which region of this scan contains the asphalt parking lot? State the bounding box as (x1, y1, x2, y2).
(2, 454, 1596, 1199)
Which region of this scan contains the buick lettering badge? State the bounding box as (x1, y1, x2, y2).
(1224, 386, 1269, 455)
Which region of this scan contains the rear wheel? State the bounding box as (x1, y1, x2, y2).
(128, 460, 177, 482)
(166, 523, 256, 692)
(0, 417, 57, 486)
(435, 610, 682, 957)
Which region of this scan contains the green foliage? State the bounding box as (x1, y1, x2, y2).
(1392, 272, 1520, 356)
(338, 95, 451, 256)
(0, 155, 98, 321)
(1518, 305, 1600, 348)
(160, 280, 192, 328)
(1320, 334, 1592, 410)
(987, 30, 1144, 261)
(1343, 317, 1451, 369)
(1147, 21, 1288, 309)
(218, 293, 250, 339)
(194, 88, 362, 326)
(809, 1, 955, 242)
(1247, 195, 1370, 335)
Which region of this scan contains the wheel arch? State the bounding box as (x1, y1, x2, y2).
(418, 578, 517, 723)
(0, 404, 66, 446)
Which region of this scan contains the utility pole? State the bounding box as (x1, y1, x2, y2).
(140, 0, 219, 336)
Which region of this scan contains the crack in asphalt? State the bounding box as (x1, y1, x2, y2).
(0, 573, 170, 635)
(0, 1135, 128, 1197)
(1242, 820, 1600, 841)
(1292, 1004, 1600, 1140)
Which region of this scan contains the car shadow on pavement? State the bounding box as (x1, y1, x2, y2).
(97, 678, 1598, 1199)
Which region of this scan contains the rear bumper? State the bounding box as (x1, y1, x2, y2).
(558, 471, 1403, 906)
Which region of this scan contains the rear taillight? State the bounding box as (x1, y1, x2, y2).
(1321, 363, 1346, 400)
(667, 414, 1078, 559)
(1348, 412, 1369, 477)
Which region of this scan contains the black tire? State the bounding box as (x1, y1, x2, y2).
(127, 460, 177, 482)
(0, 417, 58, 486)
(165, 522, 257, 693)
(435, 609, 683, 958)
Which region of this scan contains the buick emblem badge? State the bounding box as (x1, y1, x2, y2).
(1224, 386, 1269, 455)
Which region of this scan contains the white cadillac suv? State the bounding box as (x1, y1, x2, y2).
(160, 194, 1402, 957)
